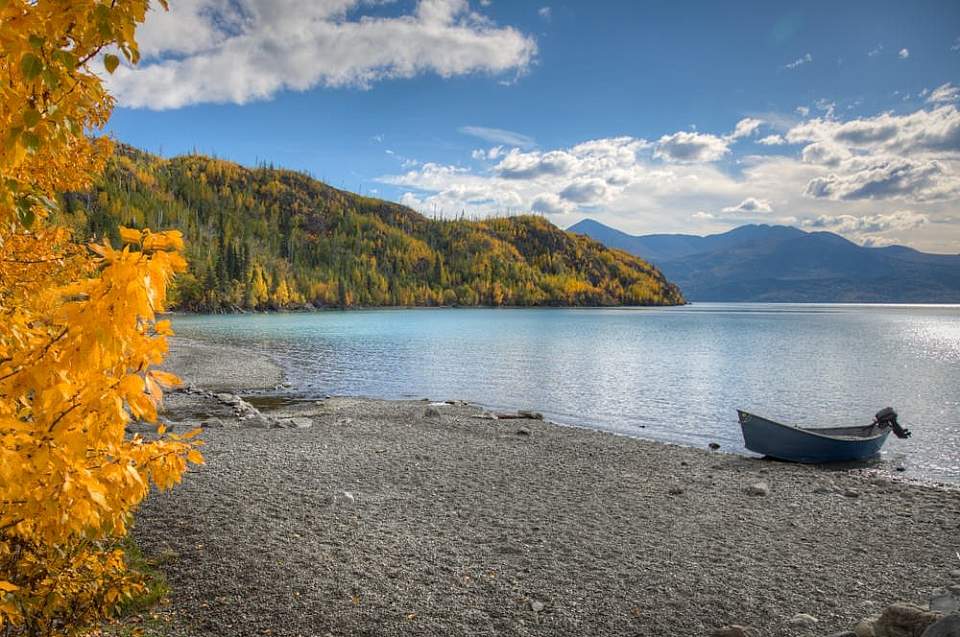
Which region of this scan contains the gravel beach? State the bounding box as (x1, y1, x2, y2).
(140, 338, 960, 637)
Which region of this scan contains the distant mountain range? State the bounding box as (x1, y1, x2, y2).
(567, 218, 960, 302)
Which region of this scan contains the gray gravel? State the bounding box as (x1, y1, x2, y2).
(163, 337, 284, 392)
(138, 388, 960, 637)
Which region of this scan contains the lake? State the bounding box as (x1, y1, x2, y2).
(171, 304, 960, 484)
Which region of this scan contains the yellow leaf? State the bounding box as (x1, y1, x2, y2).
(0, 581, 19, 593)
(149, 370, 181, 388)
(119, 226, 142, 245)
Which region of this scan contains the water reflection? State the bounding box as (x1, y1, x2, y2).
(172, 304, 960, 484)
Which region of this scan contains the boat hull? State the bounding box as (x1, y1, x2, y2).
(738, 410, 890, 463)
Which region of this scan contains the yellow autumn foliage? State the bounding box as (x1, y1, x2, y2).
(0, 1, 200, 634)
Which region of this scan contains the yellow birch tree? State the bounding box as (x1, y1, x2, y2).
(0, 1, 201, 634)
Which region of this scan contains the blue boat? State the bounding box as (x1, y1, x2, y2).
(737, 407, 911, 463)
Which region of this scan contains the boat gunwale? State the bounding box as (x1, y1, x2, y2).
(737, 410, 890, 443)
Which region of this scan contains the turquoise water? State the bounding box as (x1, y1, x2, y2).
(171, 304, 960, 483)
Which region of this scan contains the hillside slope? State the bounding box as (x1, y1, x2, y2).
(58, 147, 684, 310)
(568, 219, 960, 302)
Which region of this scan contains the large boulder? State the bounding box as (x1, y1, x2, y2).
(874, 603, 943, 637)
(921, 615, 960, 637)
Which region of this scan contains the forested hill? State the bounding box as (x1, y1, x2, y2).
(58, 145, 684, 310)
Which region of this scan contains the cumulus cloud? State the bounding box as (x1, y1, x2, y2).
(868, 44, 883, 57)
(927, 83, 960, 105)
(783, 53, 812, 70)
(496, 149, 578, 179)
(758, 134, 786, 146)
(460, 126, 536, 149)
(538, 6, 551, 19)
(531, 193, 570, 214)
(804, 157, 957, 201)
(654, 131, 730, 163)
(786, 105, 960, 157)
(559, 178, 609, 204)
(722, 197, 773, 214)
(378, 105, 960, 251)
(108, 0, 537, 109)
(899, 48, 910, 59)
(729, 118, 763, 140)
(803, 210, 928, 234)
(800, 141, 852, 167)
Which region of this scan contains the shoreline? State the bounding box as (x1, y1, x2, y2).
(142, 338, 960, 636)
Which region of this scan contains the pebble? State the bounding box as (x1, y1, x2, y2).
(854, 616, 878, 637)
(518, 410, 544, 420)
(708, 442, 721, 450)
(241, 414, 274, 429)
(711, 626, 759, 637)
(516, 428, 531, 436)
(289, 417, 313, 429)
(745, 481, 770, 496)
(424, 406, 442, 418)
(949, 569, 960, 579)
(827, 632, 857, 637)
(788, 612, 818, 627)
(844, 489, 861, 498)
(529, 600, 545, 613)
(668, 486, 685, 496)
(341, 491, 355, 504)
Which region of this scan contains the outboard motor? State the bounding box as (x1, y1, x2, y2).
(875, 407, 912, 439)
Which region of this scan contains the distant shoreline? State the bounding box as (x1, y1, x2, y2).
(164, 300, 960, 317)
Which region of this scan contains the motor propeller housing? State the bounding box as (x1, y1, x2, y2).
(875, 407, 912, 439)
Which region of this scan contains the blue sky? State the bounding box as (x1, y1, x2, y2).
(105, 0, 960, 252)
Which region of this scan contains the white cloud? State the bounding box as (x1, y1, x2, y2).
(531, 193, 570, 215)
(868, 44, 883, 57)
(728, 118, 763, 140)
(460, 126, 535, 149)
(378, 105, 960, 252)
(927, 83, 960, 105)
(953, 37, 960, 52)
(800, 141, 852, 167)
(786, 105, 960, 157)
(654, 131, 730, 163)
(108, 0, 537, 109)
(538, 6, 551, 19)
(758, 134, 786, 146)
(783, 53, 812, 70)
(898, 48, 910, 59)
(722, 197, 773, 214)
(472, 145, 504, 161)
(559, 178, 609, 204)
(804, 157, 957, 202)
(496, 148, 578, 179)
(803, 211, 928, 234)
(796, 106, 810, 117)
